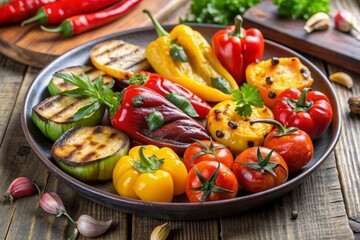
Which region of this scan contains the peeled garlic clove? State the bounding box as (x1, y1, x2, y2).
(304, 12, 330, 33)
(150, 223, 171, 240)
(77, 214, 112, 238)
(329, 72, 353, 89)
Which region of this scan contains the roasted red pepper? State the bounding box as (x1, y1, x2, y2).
(0, 0, 58, 26)
(40, 0, 141, 36)
(111, 85, 209, 154)
(212, 15, 264, 85)
(129, 72, 211, 118)
(22, 0, 119, 25)
(273, 88, 333, 140)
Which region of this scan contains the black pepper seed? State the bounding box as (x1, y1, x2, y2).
(268, 91, 277, 99)
(247, 141, 254, 147)
(263, 132, 268, 138)
(300, 68, 309, 79)
(271, 57, 279, 65)
(266, 76, 273, 84)
(215, 116, 221, 121)
(291, 211, 298, 220)
(254, 58, 260, 64)
(216, 130, 224, 138)
(214, 109, 221, 114)
(228, 121, 238, 129)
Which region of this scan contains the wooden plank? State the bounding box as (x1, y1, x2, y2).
(242, 0, 360, 74)
(0, 0, 190, 68)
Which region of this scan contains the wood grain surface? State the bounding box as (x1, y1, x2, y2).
(1, 0, 360, 239)
(243, 0, 360, 74)
(0, 0, 188, 67)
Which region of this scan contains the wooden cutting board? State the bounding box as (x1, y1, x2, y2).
(243, 1, 360, 74)
(0, 0, 189, 68)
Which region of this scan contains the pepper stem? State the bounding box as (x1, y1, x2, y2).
(21, 8, 48, 26)
(41, 20, 73, 36)
(284, 88, 313, 112)
(143, 9, 169, 37)
(132, 147, 164, 173)
(250, 119, 298, 136)
(229, 15, 245, 38)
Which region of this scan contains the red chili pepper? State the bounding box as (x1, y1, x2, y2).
(273, 88, 333, 140)
(0, 0, 58, 26)
(111, 85, 209, 154)
(21, 0, 119, 25)
(212, 15, 264, 85)
(40, 0, 142, 36)
(129, 71, 211, 118)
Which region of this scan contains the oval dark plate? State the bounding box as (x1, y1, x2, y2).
(21, 25, 341, 220)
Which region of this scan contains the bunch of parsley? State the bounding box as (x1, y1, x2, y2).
(273, 0, 331, 20)
(181, 0, 262, 25)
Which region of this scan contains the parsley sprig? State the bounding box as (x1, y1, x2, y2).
(232, 83, 264, 117)
(54, 72, 122, 119)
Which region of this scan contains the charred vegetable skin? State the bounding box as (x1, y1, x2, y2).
(0, 0, 58, 26)
(273, 88, 333, 140)
(52, 126, 130, 181)
(112, 145, 188, 202)
(129, 72, 211, 118)
(41, 0, 142, 36)
(143, 10, 239, 102)
(112, 85, 209, 154)
(212, 15, 264, 85)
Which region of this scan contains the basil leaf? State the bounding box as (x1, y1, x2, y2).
(71, 101, 101, 122)
(211, 77, 233, 94)
(165, 92, 199, 117)
(170, 39, 188, 62)
(146, 111, 164, 131)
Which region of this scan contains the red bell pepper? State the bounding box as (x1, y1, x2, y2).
(129, 71, 211, 118)
(212, 15, 264, 85)
(111, 85, 210, 154)
(273, 88, 333, 140)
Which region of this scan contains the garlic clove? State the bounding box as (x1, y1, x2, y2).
(39, 192, 66, 215)
(329, 72, 353, 89)
(4, 177, 38, 204)
(150, 223, 171, 240)
(304, 12, 330, 33)
(76, 214, 112, 238)
(334, 10, 360, 34)
(348, 97, 360, 114)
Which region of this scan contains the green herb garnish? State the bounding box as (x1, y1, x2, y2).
(170, 39, 188, 62)
(273, 0, 330, 20)
(232, 83, 264, 117)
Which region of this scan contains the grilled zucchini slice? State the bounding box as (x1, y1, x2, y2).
(32, 95, 105, 141)
(52, 126, 130, 181)
(48, 65, 114, 96)
(90, 40, 150, 80)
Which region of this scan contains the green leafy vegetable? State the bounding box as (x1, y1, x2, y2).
(232, 83, 264, 117)
(273, 0, 330, 20)
(170, 39, 189, 62)
(180, 0, 261, 25)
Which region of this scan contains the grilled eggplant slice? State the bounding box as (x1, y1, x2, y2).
(48, 65, 114, 96)
(90, 40, 150, 80)
(32, 95, 105, 141)
(52, 126, 130, 181)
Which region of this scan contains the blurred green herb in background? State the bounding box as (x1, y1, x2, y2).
(273, 0, 331, 20)
(180, 0, 262, 25)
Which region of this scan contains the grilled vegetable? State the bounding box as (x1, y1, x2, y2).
(32, 95, 105, 141)
(52, 126, 130, 181)
(48, 65, 114, 96)
(90, 40, 150, 80)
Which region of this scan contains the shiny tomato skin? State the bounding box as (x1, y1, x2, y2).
(183, 140, 234, 171)
(264, 129, 314, 173)
(185, 161, 238, 202)
(232, 147, 288, 193)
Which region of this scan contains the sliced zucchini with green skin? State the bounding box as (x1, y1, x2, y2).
(48, 65, 115, 96)
(52, 126, 130, 181)
(32, 95, 105, 142)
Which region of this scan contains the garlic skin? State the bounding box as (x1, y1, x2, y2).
(150, 223, 171, 240)
(76, 214, 112, 238)
(304, 12, 330, 33)
(4, 177, 37, 204)
(39, 192, 66, 216)
(334, 10, 360, 33)
(329, 72, 353, 89)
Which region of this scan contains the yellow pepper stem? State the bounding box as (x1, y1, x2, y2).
(143, 9, 169, 37)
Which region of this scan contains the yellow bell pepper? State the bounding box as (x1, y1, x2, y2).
(112, 145, 188, 202)
(143, 10, 239, 102)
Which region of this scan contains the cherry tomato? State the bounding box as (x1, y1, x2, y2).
(183, 139, 234, 172)
(185, 161, 238, 202)
(232, 147, 288, 193)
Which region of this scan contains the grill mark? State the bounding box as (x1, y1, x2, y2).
(38, 95, 65, 111)
(49, 98, 87, 122)
(105, 48, 140, 66)
(63, 144, 83, 161)
(93, 42, 126, 58)
(93, 126, 103, 134)
(125, 57, 148, 71)
(97, 144, 106, 150)
(81, 152, 96, 162)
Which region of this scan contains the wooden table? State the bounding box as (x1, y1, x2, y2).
(1, 1, 359, 239)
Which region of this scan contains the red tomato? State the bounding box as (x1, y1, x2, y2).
(185, 161, 238, 202)
(232, 147, 288, 193)
(183, 139, 234, 171)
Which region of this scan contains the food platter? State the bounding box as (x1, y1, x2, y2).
(21, 25, 341, 220)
